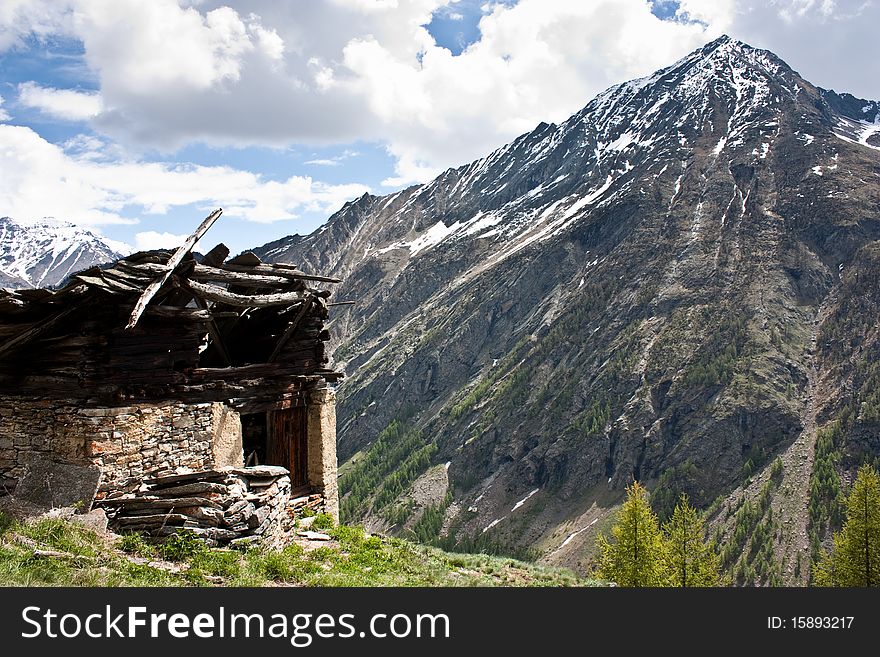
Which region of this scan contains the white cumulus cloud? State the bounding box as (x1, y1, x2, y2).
(133, 230, 189, 251)
(0, 124, 370, 226)
(0, 0, 878, 190)
(18, 82, 103, 121)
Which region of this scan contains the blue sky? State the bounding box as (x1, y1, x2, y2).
(0, 0, 877, 256)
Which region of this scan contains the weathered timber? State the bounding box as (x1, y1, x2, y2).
(220, 263, 341, 283)
(269, 297, 313, 363)
(104, 467, 296, 548)
(187, 363, 309, 381)
(145, 481, 230, 496)
(0, 210, 342, 410)
(143, 306, 212, 321)
(190, 263, 291, 286)
(226, 252, 262, 267)
(0, 304, 82, 358)
(125, 208, 223, 329)
(193, 295, 231, 366)
(183, 278, 308, 307)
(113, 513, 192, 526)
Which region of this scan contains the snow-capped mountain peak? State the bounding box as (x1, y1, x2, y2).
(0, 216, 127, 289)
(247, 37, 880, 579)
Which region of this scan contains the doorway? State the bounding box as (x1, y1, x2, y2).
(241, 407, 309, 488)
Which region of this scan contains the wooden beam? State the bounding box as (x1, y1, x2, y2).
(220, 263, 341, 283)
(269, 297, 313, 362)
(167, 243, 226, 308)
(99, 270, 148, 292)
(190, 263, 291, 286)
(124, 208, 223, 330)
(143, 306, 212, 320)
(73, 274, 121, 294)
(0, 305, 81, 357)
(192, 295, 231, 366)
(182, 278, 307, 307)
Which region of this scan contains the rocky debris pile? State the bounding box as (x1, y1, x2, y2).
(97, 466, 292, 548)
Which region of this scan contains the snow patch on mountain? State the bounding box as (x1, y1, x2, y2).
(0, 217, 127, 288)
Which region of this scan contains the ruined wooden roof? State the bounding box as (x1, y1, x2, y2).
(0, 210, 345, 407)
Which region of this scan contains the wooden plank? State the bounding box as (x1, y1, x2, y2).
(233, 398, 305, 414)
(188, 363, 296, 380)
(97, 270, 145, 292)
(269, 297, 313, 363)
(100, 267, 152, 285)
(114, 261, 166, 277)
(158, 242, 230, 309)
(183, 278, 307, 307)
(270, 407, 308, 488)
(0, 304, 81, 358)
(220, 263, 341, 284)
(124, 208, 223, 329)
(191, 263, 291, 286)
(72, 274, 120, 294)
(143, 306, 212, 321)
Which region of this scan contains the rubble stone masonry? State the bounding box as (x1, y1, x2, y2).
(0, 399, 241, 487)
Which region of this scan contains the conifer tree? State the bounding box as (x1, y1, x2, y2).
(815, 464, 880, 586)
(596, 481, 669, 586)
(663, 494, 721, 587)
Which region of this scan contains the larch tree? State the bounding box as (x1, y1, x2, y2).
(663, 494, 721, 587)
(815, 464, 880, 586)
(596, 481, 669, 586)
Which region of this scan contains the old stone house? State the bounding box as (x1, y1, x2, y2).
(0, 211, 343, 542)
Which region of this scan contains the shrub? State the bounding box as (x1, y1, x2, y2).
(157, 531, 207, 562)
(311, 513, 335, 530)
(118, 532, 156, 558)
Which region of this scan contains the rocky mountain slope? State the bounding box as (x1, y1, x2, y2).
(253, 36, 880, 583)
(0, 217, 124, 289)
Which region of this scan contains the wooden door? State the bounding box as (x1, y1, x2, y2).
(266, 406, 309, 488)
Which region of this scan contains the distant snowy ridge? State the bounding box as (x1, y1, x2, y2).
(0, 216, 127, 289)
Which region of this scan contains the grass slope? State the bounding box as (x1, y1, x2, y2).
(0, 511, 595, 587)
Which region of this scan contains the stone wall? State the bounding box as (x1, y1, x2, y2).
(1, 386, 339, 537)
(0, 398, 235, 487)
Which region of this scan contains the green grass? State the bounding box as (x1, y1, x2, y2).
(0, 510, 596, 587)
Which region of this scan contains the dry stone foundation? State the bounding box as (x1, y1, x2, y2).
(99, 466, 295, 549)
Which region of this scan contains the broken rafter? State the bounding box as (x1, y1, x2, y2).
(182, 278, 308, 307)
(124, 208, 223, 330)
(157, 242, 229, 310)
(192, 295, 231, 366)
